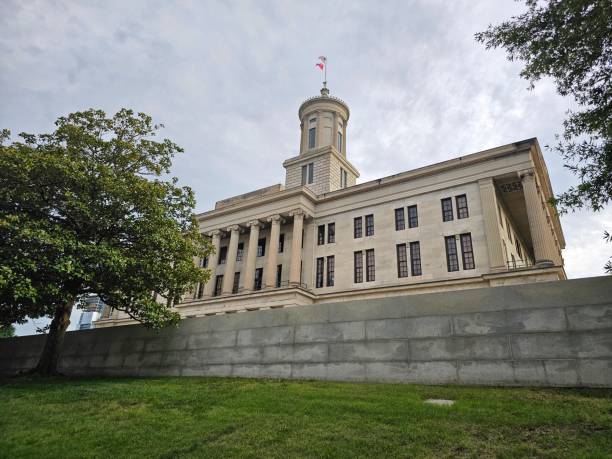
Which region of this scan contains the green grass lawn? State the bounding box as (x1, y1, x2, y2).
(0, 377, 611, 458)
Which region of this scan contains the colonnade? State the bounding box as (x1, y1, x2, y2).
(200, 209, 305, 298)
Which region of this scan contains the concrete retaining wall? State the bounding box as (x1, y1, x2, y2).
(1, 276, 611, 386)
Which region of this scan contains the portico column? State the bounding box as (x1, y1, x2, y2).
(264, 215, 281, 289)
(202, 230, 221, 297)
(478, 178, 506, 271)
(242, 220, 261, 292)
(520, 170, 556, 266)
(289, 209, 304, 286)
(221, 225, 241, 295)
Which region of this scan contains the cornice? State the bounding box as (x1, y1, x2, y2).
(283, 145, 360, 177)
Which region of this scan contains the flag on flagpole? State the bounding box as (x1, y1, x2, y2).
(316, 55, 326, 70)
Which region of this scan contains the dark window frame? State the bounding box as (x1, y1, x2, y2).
(236, 242, 244, 262)
(218, 246, 228, 265)
(276, 264, 282, 288)
(365, 249, 375, 281)
(408, 205, 418, 228)
(257, 238, 266, 257)
(337, 131, 343, 151)
(254, 268, 263, 291)
(278, 233, 285, 253)
(410, 241, 422, 276)
(317, 225, 325, 245)
(214, 275, 223, 296)
(328, 222, 335, 243)
(316, 257, 324, 288)
(326, 255, 335, 287)
(354, 217, 363, 238)
(441, 198, 454, 222)
(365, 214, 374, 236)
(232, 272, 240, 294)
(395, 208, 405, 231)
(396, 243, 408, 278)
(456, 194, 469, 219)
(308, 127, 316, 149)
(354, 251, 363, 283)
(460, 233, 475, 270)
(445, 236, 459, 272)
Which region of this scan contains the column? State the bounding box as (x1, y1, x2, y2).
(315, 110, 322, 148)
(264, 215, 281, 289)
(221, 225, 241, 295)
(521, 170, 556, 266)
(299, 122, 306, 153)
(289, 209, 304, 286)
(242, 220, 261, 292)
(342, 120, 347, 156)
(202, 230, 221, 297)
(478, 178, 506, 272)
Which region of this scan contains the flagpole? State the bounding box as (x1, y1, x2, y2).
(324, 58, 327, 88)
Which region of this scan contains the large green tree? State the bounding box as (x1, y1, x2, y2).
(0, 109, 211, 375)
(476, 0, 611, 270)
(0, 324, 15, 338)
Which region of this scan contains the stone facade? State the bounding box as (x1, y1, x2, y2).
(5, 277, 611, 387)
(96, 86, 566, 327)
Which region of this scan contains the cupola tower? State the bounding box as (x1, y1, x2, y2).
(283, 86, 360, 194)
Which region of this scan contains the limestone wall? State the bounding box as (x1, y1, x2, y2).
(1, 276, 611, 387)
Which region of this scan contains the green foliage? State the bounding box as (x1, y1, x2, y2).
(0, 324, 15, 338)
(476, 0, 612, 271)
(1, 378, 611, 458)
(0, 109, 211, 329)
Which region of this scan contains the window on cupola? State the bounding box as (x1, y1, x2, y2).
(337, 132, 343, 151)
(308, 127, 316, 149)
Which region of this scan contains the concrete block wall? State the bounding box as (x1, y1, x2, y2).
(1, 276, 611, 386)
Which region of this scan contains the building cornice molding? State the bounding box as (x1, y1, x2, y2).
(282, 145, 360, 178)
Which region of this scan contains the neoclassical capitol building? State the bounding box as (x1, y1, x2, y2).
(97, 86, 566, 326)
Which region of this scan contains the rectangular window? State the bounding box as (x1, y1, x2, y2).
(308, 127, 316, 149)
(197, 282, 204, 299)
(254, 268, 263, 291)
(365, 214, 374, 236)
(301, 165, 307, 185)
(200, 256, 209, 268)
(317, 225, 325, 245)
(445, 236, 459, 272)
(456, 194, 469, 219)
(396, 244, 408, 278)
(276, 264, 282, 288)
(340, 168, 348, 188)
(408, 205, 418, 228)
(354, 217, 362, 238)
(354, 251, 363, 283)
(236, 242, 244, 262)
(460, 233, 475, 270)
(307, 163, 314, 184)
(214, 275, 223, 296)
(410, 241, 422, 276)
(441, 198, 453, 222)
(316, 257, 324, 288)
(366, 249, 375, 281)
(218, 246, 227, 265)
(278, 233, 284, 253)
(232, 272, 240, 294)
(337, 132, 343, 151)
(395, 208, 405, 231)
(326, 256, 335, 287)
(257, 238, 266, 257)
(511, 254, 516, 269)
(328, 223, 335, 243)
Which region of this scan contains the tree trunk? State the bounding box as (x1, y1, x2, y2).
(32, 299, 74, 376)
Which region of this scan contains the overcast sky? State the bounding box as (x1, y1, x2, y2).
(2, 0, 610, 335)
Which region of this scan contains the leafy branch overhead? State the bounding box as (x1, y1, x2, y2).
(0, 109, 212, 374)
(476, 0, 611, 270)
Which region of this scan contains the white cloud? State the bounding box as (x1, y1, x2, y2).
(2, 0, 609, 334)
